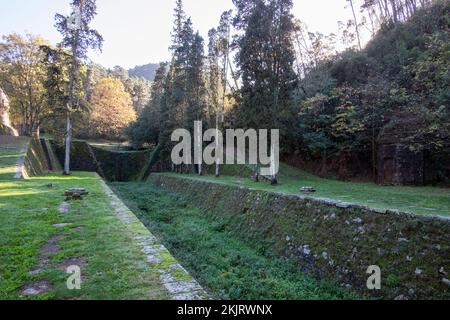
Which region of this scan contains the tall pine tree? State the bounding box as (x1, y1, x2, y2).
(233, 0, 298, 152)
(185, 32, 206, 133)
(55, 0, 103, 175)
(159, 0, 188, 161)
(159, 0, 207, 168)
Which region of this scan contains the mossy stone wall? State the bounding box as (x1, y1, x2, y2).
(20, 138, 62, 177)
(92, 145, 151, 181)
(150, 174, 450, 300)
(53, 140, 151, 181)
(202, 163, 254, 178)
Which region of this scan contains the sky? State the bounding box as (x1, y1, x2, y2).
(0, 0, 355, 69)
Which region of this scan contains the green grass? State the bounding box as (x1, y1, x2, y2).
(0, 149, 170, 300)
(163, 163, 450, 217)
(111, 182, 358, 300)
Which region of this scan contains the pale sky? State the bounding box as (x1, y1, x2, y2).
(0, 0, 355, 69)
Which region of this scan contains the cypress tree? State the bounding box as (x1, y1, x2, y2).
(233, 0, 298, 151)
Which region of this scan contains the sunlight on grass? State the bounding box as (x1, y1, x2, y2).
(0, 189, 48, 197)
(0, 167, 15, 175)
(1, 138, 359, 300)
(30, 172, 99, 182)
(0, 166, 170, 300)
(0, 154, 22, 159)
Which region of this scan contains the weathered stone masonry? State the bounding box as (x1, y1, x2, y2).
(151, 174, 450, 300)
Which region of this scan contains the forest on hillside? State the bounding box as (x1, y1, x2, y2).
(1, 0, 449, 183)
(128, 0, 449, 183)
(129, 63, 160, 81)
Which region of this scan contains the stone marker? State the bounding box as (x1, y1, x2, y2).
(300, 187, 316, 193)
(64, 188, 89, 201)
(20, 281, 52, 296)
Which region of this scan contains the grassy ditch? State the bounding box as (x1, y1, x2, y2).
(111, 181, 357, 300)
(147, 174, 450, 300)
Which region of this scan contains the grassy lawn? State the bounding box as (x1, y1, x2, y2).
(163, 163, 450, 217)
(0, 150, 171, 299)
(111, 182, 357, 300)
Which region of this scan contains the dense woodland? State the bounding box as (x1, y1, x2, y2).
(129, 0, 449, 182)
(0, 0, 449, 182)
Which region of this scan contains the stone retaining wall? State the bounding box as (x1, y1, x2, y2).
(53, 140, 151, 181)
(150, 174, 450, 300)
(20, 139, 53, 178)
(100, 178, 208, 300)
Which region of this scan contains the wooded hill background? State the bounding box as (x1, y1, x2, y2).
(1, 0, 448, 184)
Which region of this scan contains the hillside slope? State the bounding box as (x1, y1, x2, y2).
(295, 0, 450, 182)
(128, 63, 160, 81)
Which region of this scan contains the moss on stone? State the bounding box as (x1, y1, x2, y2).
(149, 174, 450, 300)
(24, 139, 51, 177)
(53, 140, 151, 181)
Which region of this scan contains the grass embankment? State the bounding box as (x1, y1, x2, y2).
(111, 182, 357, 300)
(0, 147, 170, 299)
(164, 163, 450, 217)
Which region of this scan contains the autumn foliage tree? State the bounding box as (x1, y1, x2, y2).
(89, 78, 136, 140)
(0, 34, 50, 136)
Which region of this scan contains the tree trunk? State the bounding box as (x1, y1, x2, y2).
(64, 111, 72, 175)
(215, 117, 220, 177)
(0, 87, 19, 136)
(390, 0, 399, 23)
(64, 18, 80, 176)
(216, 23, 230, 178)
(254, 164, 260, 182)
(197, 120, 202, 176)
(270, 143, 278, 185)
(349, 0, 362, 50)
(271, 175, 278, 185)
(32, 125, 40, 139)
(372, 131, 377, 183)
